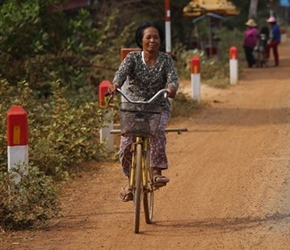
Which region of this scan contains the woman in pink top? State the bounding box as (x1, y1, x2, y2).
(243, 19, 258, 68)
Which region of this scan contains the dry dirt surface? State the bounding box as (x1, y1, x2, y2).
(1, 38, 290, 250)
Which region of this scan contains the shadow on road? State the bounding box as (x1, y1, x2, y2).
(195, 107, 290, 126)
(146, 213, 290, 236)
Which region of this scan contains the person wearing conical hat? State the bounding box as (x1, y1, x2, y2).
(243, 19, 258, 68)
(266, 16, 281, 67)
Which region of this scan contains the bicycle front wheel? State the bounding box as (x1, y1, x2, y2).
(133, 143, 142, 233)
(143, 152, 154, 224)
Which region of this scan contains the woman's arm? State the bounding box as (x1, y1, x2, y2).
(112, 52, 135, 88)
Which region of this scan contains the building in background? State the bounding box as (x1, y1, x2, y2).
(183, 0, 239, 17)
(183, 0, 239, 57)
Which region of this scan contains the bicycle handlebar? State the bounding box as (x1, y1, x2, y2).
(106, 88, 169, 105)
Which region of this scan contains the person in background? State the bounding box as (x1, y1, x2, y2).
(266, 16, 281, 67)
(260, 26, 270, 42)
(108, 22, 179, 202)
(254, 26, 270, 66)
(242, 18, 258, 68)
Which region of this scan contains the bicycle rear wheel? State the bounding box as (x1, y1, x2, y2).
(143, 152, 154, 224)
(133, 143, 142, 233)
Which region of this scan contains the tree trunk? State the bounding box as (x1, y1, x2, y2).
(248, 0, 259, 19)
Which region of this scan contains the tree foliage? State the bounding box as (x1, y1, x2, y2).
(0, 0, 102, 92)
(0, 164, 60, 230)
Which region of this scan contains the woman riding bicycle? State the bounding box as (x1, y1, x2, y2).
(108, 21, 179, 201)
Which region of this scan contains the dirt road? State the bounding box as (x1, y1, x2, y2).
(1, 37, 290, 250)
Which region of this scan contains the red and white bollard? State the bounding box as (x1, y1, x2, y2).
(7, 105, 29, 183)
(190, 56, 201, 102)
(229, 46, 238, 85)
(99, 80, 114, 152)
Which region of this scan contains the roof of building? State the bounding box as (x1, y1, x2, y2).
(183, 0, 240, 17)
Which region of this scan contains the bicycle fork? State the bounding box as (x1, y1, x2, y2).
(129, 137, 150, 190)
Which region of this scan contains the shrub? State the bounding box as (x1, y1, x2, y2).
(171, 92, 199, 118)
(0, 164, 60, 230)
(0, 80, 111, 176)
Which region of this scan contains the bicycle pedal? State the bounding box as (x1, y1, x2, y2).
(154, 182, 167, 188)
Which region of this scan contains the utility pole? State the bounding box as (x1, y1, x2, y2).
(165, 0, 171, 54)
(248, 0, 259, 19)
(269, 0, 274, 17)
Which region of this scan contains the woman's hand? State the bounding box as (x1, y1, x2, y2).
(167, 86, 176, 98)
(108, 82, 120, 94)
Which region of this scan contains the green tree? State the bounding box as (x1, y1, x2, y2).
(0, 0, 101, 93)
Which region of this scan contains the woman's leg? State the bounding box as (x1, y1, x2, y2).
(272, 41, 279, 66)
(249, 47, 256, 66)
(267, 41, 279, 66)
(244, 47, 253, 67)
(119, 136, 133, 177)
(150, 111, 170, 181)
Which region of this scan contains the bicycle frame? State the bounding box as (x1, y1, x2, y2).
(131, 137, 149, 183)
(129, 136, 150, 188)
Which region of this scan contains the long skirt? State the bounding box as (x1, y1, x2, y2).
(119, 111, 170, 177)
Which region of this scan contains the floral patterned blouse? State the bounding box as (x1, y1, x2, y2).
(112, 51, 179, 111)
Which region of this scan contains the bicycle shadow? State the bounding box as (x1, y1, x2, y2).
(143, 213, 290, 236)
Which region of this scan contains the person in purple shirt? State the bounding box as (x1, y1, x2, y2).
(243, 19, 258, 68)
(266, 16, 281, 67)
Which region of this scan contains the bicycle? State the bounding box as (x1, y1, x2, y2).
(106, 88, 188, 233)
(254, 33, 268, 68)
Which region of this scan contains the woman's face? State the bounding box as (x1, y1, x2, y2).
(141, 27, 161, 53)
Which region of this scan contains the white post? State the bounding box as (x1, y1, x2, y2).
(99, 80, 114, 152)
(100, 109, 114, 152)
(190, 56, 201, 102)
(229, 46, 238, 85)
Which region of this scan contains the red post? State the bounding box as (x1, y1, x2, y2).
(191, 56, 201, 74)
(7, 106, 28, 147)
(190, 56, 201, 102)
(120, 48, 141, 61)
(7, 105, 29, 180)
(229, 46, 238, 84)
(229, 46, 238, 60)
(98, 80, 111, 107)
(98, 81, 114, 152)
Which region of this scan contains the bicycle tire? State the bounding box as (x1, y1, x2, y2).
(143, 189, 154, 224)
(143, 152, 154, 224)
(133, 143, 142, 233)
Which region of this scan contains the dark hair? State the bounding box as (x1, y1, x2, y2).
(135, 22, 165, 49)
(260, 26, 270, 37)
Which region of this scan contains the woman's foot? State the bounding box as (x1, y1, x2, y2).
(152, 168, 169, 183)
(118, 185, 133, 202)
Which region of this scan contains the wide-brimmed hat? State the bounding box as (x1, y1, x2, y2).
(267, 16, 276, 23)
(245, 19, 257, 27)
